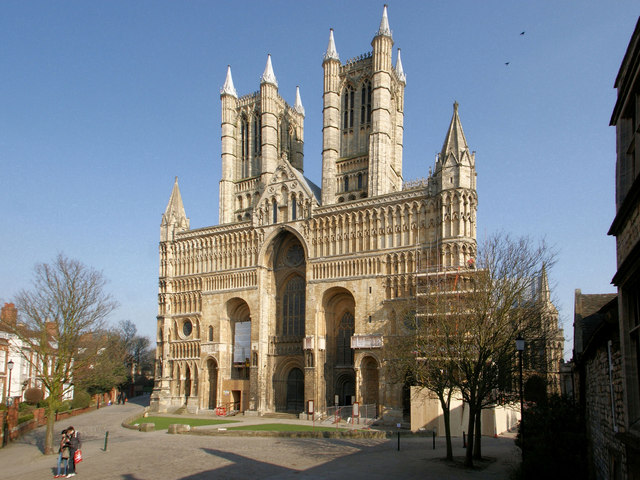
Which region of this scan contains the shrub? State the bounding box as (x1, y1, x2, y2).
(514, 395, 587, 479)
(71, 390, 91, 410)
(17, 413, 34, 424)
(23, 387, 44, 405)
(18, 402, 33, 413)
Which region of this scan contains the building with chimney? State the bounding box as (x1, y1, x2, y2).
(151, 6, 479, 421)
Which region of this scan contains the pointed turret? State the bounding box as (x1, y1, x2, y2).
(324, 28, 340, 62)
(294, 86, 305, 116)
(376, 4, 392, 38)
(440, 102, 470, 161)
(220, 65, 237, 97)
(539, 264, 551, 302)
(395, 48, 406, 84)
(161, 177, 189, 241)
(261, 54, 278, 87)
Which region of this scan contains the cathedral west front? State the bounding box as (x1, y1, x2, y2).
(150, 6, 478, 421)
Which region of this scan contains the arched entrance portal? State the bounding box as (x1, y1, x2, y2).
(361, 356, 379, 406)
(335, 372, 355, 406)
(184, 365, 192, 404)
(286, 368, 304, 412)
(207, 358, 218, 410)
(322, 287, 356, 408)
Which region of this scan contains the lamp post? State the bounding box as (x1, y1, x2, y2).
(515, 335, 525, 460)
(7, 359, 14, 403)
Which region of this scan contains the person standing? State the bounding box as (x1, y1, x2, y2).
(65, 426, 81, 477)
(54, 429, 70, 478)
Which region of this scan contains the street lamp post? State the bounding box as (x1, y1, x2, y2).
(7, 359, 15, 403)
(515, 335, 525, 460)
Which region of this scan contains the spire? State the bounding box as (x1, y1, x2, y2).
(220, 65, 237, 97)
(261, 54, 278, 87)
(376, 4, 392, 38)
(440, 101, 469, 158)
(324, 28, 340, 62)
(294, 86, 305, 116)
(164, 177, 187, 222)
(161, 177, 189, 241)
(539, 264, 551, 302)
(395, 48, 406, 84)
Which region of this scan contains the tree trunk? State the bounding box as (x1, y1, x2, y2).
(442, 401, 453, 461)
(464, 408, 476, 468)
(44, 405, 55, 455)
(473, 410, 482, 459)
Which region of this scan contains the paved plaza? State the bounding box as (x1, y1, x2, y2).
(0, 397, 521, 479)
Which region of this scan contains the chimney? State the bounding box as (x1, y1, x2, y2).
(45, 321, 58, 340)
(1, 303, 17, 327)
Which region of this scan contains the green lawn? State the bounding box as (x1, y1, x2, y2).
(227, 423, 347, 432)
(133, 416, 239, 430)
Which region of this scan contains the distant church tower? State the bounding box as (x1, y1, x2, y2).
(322, 5, 406, 204)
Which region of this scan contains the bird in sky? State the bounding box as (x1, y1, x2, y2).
(520, 31, 525, 35)
(505, 62, 510, 66)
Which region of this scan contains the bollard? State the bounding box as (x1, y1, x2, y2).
(433, 430, 436, 450)
(397, 430, 400, 451)
(104, 431, 109, 451)
(463, 431, 466, 448)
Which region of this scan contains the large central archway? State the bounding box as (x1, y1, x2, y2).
(206, 358, 218, 410)
(322, 287, 356, 407)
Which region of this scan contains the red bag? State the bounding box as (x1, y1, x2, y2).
(74, 449, 83, 464)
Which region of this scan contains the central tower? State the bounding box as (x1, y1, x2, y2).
(321, 5, 406, 205)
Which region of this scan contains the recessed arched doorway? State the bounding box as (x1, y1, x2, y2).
(184, 365, 192, 404)
(361, 356, 379, 406)
(335, 372, 355, 406)
(207, 358, 218, 410)
(286, 367, 304, 413)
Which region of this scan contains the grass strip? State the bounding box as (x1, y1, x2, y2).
(227, 423, 347, 432)
(132, 416, 238, 430)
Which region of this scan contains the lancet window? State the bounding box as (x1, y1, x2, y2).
(282, 275, 305, 336)
(343, 86, 355, 129)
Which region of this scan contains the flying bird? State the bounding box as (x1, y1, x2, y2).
(520, 31, 525, 35)
(505, 62, 510, 66)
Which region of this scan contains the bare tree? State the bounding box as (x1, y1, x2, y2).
(2, 254, 117, 454)
(386, 234, 556, 468)
(449, 234, 555, 467)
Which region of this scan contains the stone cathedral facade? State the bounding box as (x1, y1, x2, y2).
(150, 6, 478, 420)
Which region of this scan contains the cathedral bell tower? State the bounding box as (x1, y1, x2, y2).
(218, 58, 305, 224)
(321, 5, 405, 205)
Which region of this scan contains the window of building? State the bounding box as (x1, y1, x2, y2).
(336, 311, 354, 366)
(360, 80, 371, 124)
(272, 198, 278, 224)
(253, 115, 261, 159)
(343, 86, 354, 129)
(282, 275, 305, 336)
(241, 116, 249, 178)
(208, 326, 213, 342)
(344, 176, 349, 192)
(357, 173, 363, 190)
(291, 194, 297, 220)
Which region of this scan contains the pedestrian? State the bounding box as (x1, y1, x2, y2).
(54, 429, 70, 478)
(65, 426, 81, 477)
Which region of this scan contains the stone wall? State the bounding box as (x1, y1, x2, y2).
(584, 335, 627, 478)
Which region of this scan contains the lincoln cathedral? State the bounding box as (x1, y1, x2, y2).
(150, 6, 478, 421)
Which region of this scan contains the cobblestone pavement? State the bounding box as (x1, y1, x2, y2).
(0, 397, 521, 479)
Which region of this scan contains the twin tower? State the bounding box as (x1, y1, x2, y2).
(218, 6, 440, 225)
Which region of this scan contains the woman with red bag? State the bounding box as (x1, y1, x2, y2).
(65, 426, 82, 478)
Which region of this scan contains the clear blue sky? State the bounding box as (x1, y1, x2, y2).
(1, 1, 637, 356)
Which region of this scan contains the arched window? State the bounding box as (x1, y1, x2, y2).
(241, 116, 249, 178)
(291, 194, 297, 221)
(361, 80, 371, 124)
(208, 326, 213, 342)
(343, 86, 354, 129)
(336, 311, 354, 366)
(272, 198, 278, 224)
(282, 275, 305, 336)
(253, 114, 261, 160)
(357, 173, 363, 190)
(344, 176, 349, 192)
